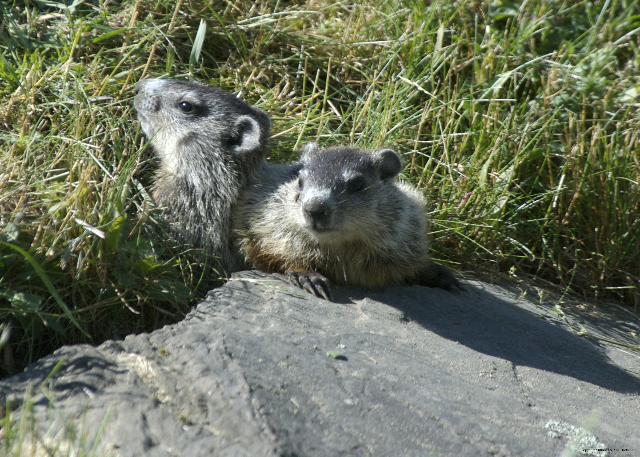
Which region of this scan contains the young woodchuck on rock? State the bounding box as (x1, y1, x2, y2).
(234, 143, 462, 300)
(134, 78, 271, 276)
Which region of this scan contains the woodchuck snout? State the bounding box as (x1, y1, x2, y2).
(134, 78, 271, 276)
(234, 143, 463, 300)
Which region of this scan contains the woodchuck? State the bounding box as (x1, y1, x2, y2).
(134, 79, 271, 276)
(234, 143, 462, 300)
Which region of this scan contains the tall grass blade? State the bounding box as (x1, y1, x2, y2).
(189, 19, 207, 73)
(0, 241, 89, 339)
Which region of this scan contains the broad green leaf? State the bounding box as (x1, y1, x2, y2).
(0, 288, 43, 313)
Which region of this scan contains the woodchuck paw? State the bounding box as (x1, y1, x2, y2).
(286, 271, 333, 301)
(418, 263, 465, 293)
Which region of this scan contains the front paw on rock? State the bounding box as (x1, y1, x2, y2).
(286, 271, 333, 301)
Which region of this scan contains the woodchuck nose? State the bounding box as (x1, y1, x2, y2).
(234, 143, 462, 300)
(134, 79, 271, 276)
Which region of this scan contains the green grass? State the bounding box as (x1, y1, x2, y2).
(0, 0, 639, 374)
(1, 371, 111, 457)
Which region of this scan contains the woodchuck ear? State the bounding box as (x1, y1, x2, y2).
(373, 148, 402, 180)
(229, 114, 267, 155)
(300, 142, 319, 163)
(253, 107, 272, 132)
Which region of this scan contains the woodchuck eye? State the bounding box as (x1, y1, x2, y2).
(178, 101, 195, 113)
(346, 177, 364, 193)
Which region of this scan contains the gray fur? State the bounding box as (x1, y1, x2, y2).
(235, 144, 461, 299)
(134, 79, 271, 275)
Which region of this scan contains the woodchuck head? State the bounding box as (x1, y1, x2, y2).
(134, 79, 271, 176)
(295, 143, 403, 242)
(134, 79, 272, 274)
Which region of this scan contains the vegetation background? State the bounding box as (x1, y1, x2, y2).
(0, 0, 639, 375)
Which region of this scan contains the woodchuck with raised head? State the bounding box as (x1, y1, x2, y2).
(234, 143, 462, 300)
(134, 79, 271, 276)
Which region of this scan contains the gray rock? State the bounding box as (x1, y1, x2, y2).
(1, 271, 639, 456)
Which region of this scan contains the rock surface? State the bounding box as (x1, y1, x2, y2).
(1, 271, 639, 456)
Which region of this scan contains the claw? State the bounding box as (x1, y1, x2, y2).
(286, 271, 333, 301)
(418, 263, 465, 293)
(287, 271, 303, 289)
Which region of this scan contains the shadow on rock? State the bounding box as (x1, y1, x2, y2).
(332, 280, 640, 395)
(0, 344, 123, 408)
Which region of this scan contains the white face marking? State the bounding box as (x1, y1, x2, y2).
(141, 79, 169, 93)
(152, 125, 184, 173)
(138, 117, 153, 136)
(182, 89, 201, 102)
(301, 187, 331, 205)
(342, 170, 360, 182)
